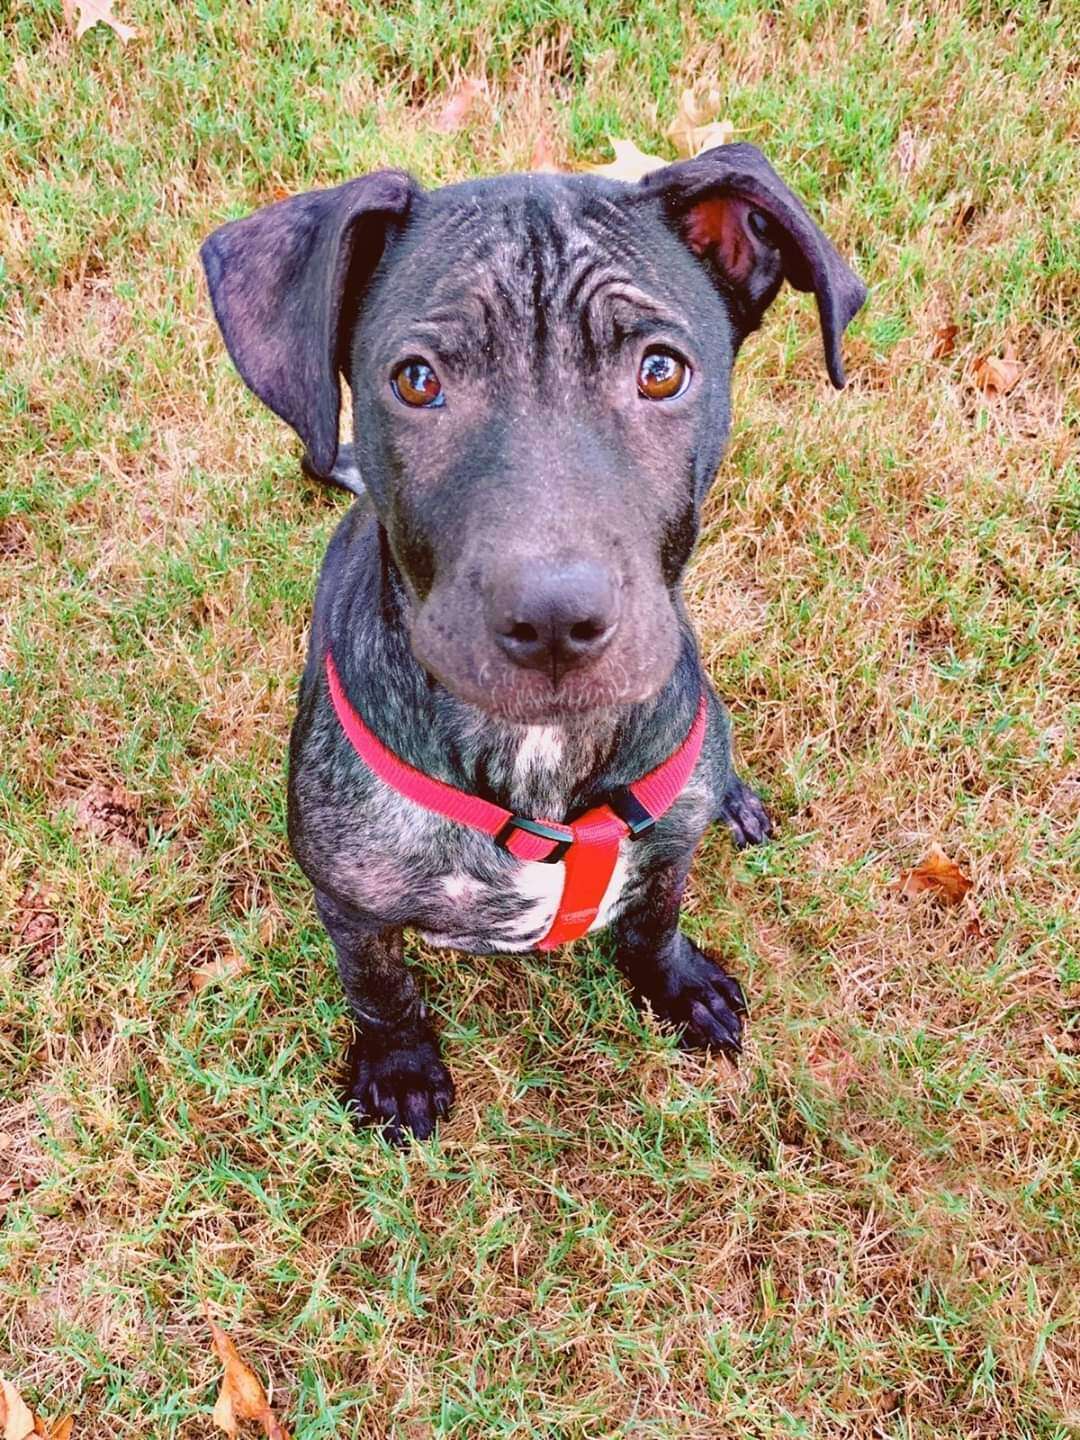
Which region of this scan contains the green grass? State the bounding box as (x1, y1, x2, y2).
(2, 1, 1079, 1435)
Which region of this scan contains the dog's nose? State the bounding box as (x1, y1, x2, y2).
(488, 559, 620, 678)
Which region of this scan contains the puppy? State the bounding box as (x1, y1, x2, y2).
(202, 145, 865, 1140)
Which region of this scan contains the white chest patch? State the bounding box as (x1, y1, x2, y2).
(505, 840, 634, 942)
(514, 725, 563, 784)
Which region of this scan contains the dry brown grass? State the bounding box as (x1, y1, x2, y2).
(1, 0, 1078, 1435)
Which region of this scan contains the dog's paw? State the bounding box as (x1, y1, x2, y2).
(718, 774, 773, 849)
(345, 1023, 454, 1143)
(639, 938, 747, 1058)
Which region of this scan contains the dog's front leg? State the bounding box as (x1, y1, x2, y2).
(609, 857, 746, 1058)
(315, 888, 454, 1142)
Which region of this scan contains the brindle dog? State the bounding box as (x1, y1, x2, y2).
(202, 145, 866, 1141)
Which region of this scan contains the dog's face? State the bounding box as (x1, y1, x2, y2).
(203, 150, 864, 722)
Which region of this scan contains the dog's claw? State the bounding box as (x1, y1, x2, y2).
(345, 1025, 454, 1144)
(718, 774, 773, 849)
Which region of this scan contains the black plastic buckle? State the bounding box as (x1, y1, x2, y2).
(607, 787, 657, 838)
(495, 815, 572, 863)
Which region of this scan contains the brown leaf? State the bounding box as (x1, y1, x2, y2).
(931, 323, 959, 359)
(666, 87, 734, 159)
(587, 138, 667, 182)
(0, 1381, 36, 1440)
(972, 347, 1021, 395)
(432, 79, 481, 134)
(73, 783, 145, 852)
(190, 949, 246, 993)
(206, 1308, 291, 1440)
(38, 1421, 74, 1440)
(888, 843, 973, 906)
(63, 0, 137, 43)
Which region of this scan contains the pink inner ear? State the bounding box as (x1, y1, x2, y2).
(685, 196, 755, 282)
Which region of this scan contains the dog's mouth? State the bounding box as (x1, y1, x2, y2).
(410, 627, 679, 724)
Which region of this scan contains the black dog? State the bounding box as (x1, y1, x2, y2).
(202, 144, 865, 1141)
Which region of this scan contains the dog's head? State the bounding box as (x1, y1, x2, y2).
(202, 148, 865, 723)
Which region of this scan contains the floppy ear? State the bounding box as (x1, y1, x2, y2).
(200, 170, 417, 477)
(641, 143, 866, 388)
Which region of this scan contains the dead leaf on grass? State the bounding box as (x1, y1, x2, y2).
(0, 1380, 35, 1440)
(587, 138, 667, 182)
(190, 949, 247, 993)
(972, 347, 1022, 395)
(432, 79, 482, 134)
(63, 0, 137, 43)
(73, 784, 145, 853)
(666, 88, 734, 159)
(931, 323, 959, 359)
(888, 843, 973, 906)
(205, 1308, 291, 1440)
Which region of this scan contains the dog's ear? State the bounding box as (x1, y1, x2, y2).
(642, 143, 866, 388)
(201, 170, 416, 477)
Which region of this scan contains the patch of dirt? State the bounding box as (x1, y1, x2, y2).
(72, 783, 146, 853)
(12, 883, 61, 978)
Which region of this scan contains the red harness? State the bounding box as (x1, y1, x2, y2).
(325, 651, 707, 950)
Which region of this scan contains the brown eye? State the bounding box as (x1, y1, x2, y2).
(637, 347, 690, 401)
(392, 358, 444, 408)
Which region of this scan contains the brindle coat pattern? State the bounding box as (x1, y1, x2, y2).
(202, 146, 866, 1141)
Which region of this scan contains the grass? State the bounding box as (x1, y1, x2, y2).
(2, 0, 1078, 1434)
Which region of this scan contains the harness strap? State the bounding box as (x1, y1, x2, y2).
(325, 651, 706, 948)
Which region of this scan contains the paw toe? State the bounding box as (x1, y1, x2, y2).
(720, 779, 773, 849)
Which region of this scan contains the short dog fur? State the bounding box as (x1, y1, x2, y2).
(202, 145, 866, 1141)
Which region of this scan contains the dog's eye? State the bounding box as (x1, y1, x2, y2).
(392, 359, 444, 408)
(637, 347, 690, 401)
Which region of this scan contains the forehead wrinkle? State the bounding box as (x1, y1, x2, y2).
(386, 189, 688, 377)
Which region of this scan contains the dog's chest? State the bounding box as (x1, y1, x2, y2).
(416, 724, 641, 953)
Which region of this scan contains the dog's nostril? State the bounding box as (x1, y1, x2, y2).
(569, 619, 605, 643)
(508, 621, 539, 644)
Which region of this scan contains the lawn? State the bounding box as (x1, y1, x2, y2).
(2, 1, 1078, 1435)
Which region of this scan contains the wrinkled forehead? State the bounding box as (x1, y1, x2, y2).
(362, 175, 710, 373)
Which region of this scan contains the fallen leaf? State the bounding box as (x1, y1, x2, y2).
(529, 130, 560, 173)
(206, 1308, 291, 1440)
(63, 0, 137, 43)
(190, 950, 246, 993)
(972, 348, 1021, 395)
(41, 1421, 74, 1440)
(666, 87, 734, 158)
(433, 79, 481, 134)
(587, 138, 667, 182)
(931, 323, 959, 359)
(888, 843, 973, 906)
(0, 1381, 35, 1440)
(686, 118, 735, 156)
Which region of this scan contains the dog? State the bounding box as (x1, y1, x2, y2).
(201, 144, 865, 1142)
